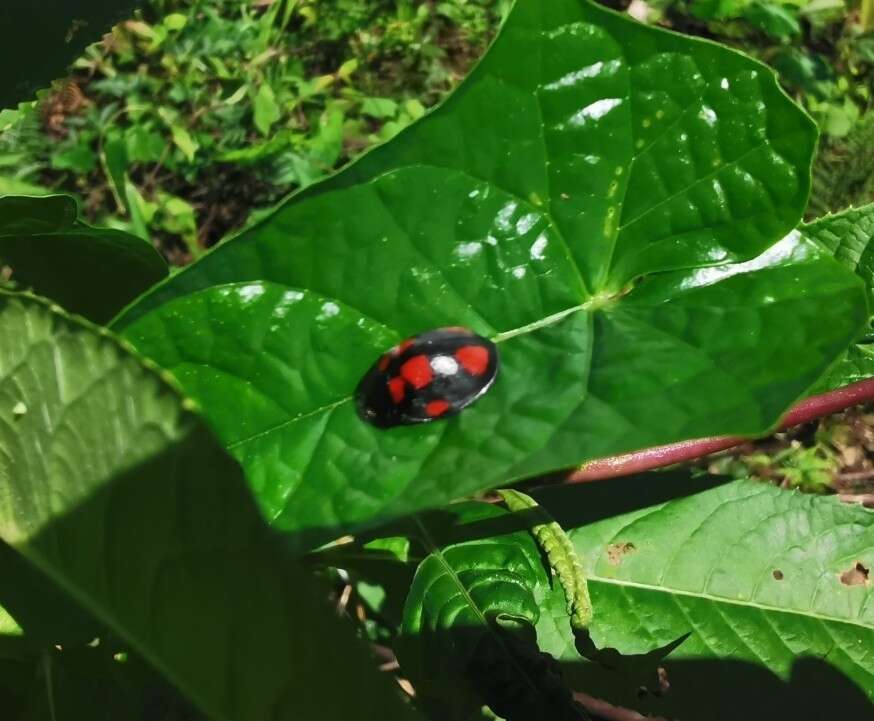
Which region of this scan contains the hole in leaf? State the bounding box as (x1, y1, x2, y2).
(773, 569, 784, 580)
(606, 542, 636, 566)
(839, 562, 870, 586)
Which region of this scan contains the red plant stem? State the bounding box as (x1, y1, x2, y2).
(567, 378, 874, 484)
(572, 691, 665, 721)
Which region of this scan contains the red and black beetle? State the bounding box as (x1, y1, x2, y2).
(355, 327, 499, 428)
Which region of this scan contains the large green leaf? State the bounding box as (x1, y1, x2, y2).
(398, 503, 588, 721)
(0, 195, 167, 324)
(114, 0, 865, 547)
(802, 204, 874, 390)
(0, 636, 209, 721)
(0, 2, 143, 109)
(0, 291, 418, 721)
(805, 204, 874, 303)
(534, 475, 874, 716)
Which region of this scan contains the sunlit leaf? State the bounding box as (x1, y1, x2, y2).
(114, 0, 864, 549)
(0, 291, 420, 721)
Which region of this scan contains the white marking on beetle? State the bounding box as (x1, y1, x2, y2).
(430, 355, 459, 376)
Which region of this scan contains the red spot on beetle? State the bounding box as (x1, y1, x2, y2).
(355, 327, 498, 429)
(400, 355, 433, 389)
(455, 345, 489, 376)
(387, 377, 406, 404)
(425, 400, 450, 417)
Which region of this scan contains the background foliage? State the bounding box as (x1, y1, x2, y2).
(0, 0, 509, 262)
(0, 0, 871, 264)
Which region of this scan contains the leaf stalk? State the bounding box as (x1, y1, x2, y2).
(565, 377, 874, 483)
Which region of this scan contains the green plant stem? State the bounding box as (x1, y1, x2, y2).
(862, 0, 874, 33)
(42, 651, 56, 721)
(566, 377, 874, 483)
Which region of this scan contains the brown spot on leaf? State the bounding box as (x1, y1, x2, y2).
(840, 562, 870, 586)
(773, 569, 784, 580)
(606, 542, 637, 566)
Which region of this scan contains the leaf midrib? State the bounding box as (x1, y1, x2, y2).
(413, 517, 548, 703)
(589, 574, 874, 632)
(225, 302, 593, 451)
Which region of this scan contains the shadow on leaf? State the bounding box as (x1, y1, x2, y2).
(560, 653, 873, 720)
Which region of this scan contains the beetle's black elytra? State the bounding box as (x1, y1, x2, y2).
(355, 327, 499, 428)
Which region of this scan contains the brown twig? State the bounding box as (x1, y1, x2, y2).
(566, 378, 874, 484)
(336, 583, 352, 614)
(839, 493, 874, 507)
(573, 691, 667, 721)
(837, 470, 874, 483)
(143, 143, 172, 192)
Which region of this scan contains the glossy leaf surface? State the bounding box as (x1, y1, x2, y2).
(0, 195, 167, 323)
(115, 0, 865, 546)
(535, 476, 874, 714)
(0, 2, 143, 109)
(0, 292, 418, 721)
(805, 203, 874, 303)
(802, 204, 874, 390)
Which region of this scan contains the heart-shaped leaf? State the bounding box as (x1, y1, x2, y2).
(0, 195, 167, 323)
(534, 475, 874, 714)
(113, 0, 865, 548)
(0, 291, 418, 721)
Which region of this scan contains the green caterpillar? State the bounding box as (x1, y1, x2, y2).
(497, 489, 592, 630)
